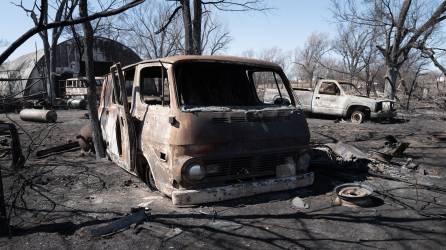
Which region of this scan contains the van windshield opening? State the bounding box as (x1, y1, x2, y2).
(175, 62, 292, 108)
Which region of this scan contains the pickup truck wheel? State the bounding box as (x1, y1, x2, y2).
(350, 110, 365, 124)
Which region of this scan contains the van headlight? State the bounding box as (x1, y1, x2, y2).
(183, 164, 206, 181)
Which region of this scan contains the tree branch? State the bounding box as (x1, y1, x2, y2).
(155, 6, 182, 35)
(0, 0, 144, 65)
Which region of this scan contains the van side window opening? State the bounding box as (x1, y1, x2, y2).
(111, 72, 123, 105)
(175, 62, 291, 107)
(102, 76, 113, 108)
(139, 66, 169, 106)
(251, 71, 291, 105)
(319, 82, 340, 95)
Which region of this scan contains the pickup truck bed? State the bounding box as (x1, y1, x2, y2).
(294, 88, 313, 112)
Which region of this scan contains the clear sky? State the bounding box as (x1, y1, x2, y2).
(220, 0, 336, 55)
(0, 0, 336, 60)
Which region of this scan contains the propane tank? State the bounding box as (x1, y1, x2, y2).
(67, 99, 87, 109)
(19, 109, 57, 123)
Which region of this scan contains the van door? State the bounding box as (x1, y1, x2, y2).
(108, 63, 137, 173)
(312, 81, 344, 115)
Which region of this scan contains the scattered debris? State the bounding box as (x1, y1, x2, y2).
(431, 132, 446, 142)
(291, 196, 309, 209)
(86, 208, 147, 237)
(123, 179, 133, 186)
(19, 109, 57, 123)
(136, 223, 183, 241)
(207, 220, 243, 231)
(137, 196, 164, 209)
(76, 124, 93, 152)
(325, 142, 369, 162)
(334, 183, 374, 207)
(0, 122, 24, 167)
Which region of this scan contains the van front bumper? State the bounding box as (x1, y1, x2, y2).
(171, 172, 314, 205)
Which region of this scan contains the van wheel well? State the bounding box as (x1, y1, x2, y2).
(136, 153, 157, 191)
(346, 106, 370, 123)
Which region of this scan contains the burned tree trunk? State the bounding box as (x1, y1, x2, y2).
(0, 165, 7, 236)
(384, 66, 399, 100)
(192, 0, 202, 55)
(79, 0, 105, 159)
(181, 0, 194, 55)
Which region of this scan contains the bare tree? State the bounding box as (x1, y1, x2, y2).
(241, 47, 292, 77)
(398, 51, 430, 108)
(0, 0, 145, 65)
(333, 23, 370, 82)
(114, 0, 184, 58)
(293, 32, 330, 87)
(332, 0, 446, 99)
(200, 12, 232, 55)
(420, 46, 446, 76)
(157, 0, 267, 55)
(360, 35, 383, 97)
(78, 0, 106, 159)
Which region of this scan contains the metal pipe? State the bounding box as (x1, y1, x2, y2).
(19, 109, 57, 123)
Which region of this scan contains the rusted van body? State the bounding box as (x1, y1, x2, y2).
(98, 56, 314, 205)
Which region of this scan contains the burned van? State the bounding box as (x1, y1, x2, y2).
(98, 56, 314, 205)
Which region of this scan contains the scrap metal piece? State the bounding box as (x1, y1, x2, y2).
(19, 109, 57, 123)
(324, 142, 369, 162)
(36, 141, 80, 158)
(87, 208, 147, 237)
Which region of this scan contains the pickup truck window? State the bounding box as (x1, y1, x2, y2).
(139, 66, 169, 106)
(339, 82, 362, 96)
(319, 82, 340, 95)
(252, 71, 290, 105)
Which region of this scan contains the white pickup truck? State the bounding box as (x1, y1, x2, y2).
(293, 79, 396, 123)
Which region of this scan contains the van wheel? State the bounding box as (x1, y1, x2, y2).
(350, 110, 365, 124)
(136, 154, 157, 191)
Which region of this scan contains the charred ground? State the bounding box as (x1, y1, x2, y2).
(0, 107, 445, 250)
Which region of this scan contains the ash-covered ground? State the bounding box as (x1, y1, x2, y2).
(1, 108, 445, 250)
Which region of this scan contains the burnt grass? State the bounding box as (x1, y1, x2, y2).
(1, 108, 446, 250)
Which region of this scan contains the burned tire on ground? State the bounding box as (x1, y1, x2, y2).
(136, 154, 157, 191)
(350, 110, 366, 124)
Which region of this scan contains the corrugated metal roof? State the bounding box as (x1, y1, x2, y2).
(0, 50, 44, 97)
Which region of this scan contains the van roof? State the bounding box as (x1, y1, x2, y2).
(122, 55, 281, 70)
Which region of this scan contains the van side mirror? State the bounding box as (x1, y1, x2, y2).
(274, 97, 291, 105)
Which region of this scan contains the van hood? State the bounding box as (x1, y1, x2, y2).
(171, 107, 310, 156)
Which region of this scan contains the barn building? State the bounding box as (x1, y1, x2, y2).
(0, 37, 141, 98)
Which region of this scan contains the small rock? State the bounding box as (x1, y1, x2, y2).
(292, 196, 309, 209)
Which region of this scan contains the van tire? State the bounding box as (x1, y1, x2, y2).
(350, 110, 365, 124)
(136, 154, 158, 191)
